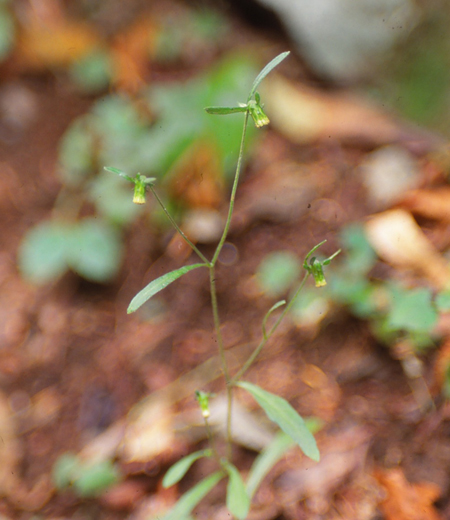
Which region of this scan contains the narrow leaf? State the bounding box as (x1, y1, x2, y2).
(262, 300, 286, 340)
(159, 471, 223, 520)
(223, 462, 250, 520)
(128, 263, 207, 313)
(204, 106, 247, 115)
(248, 51, 290, 100)
(237, 381, 320, 462)
(104, 166, 135, 182)
(246, 431, 294, 499)
(162, 450, 212, 488)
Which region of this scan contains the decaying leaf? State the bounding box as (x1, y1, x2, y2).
(110, 17, 157, 93)
(121, 397, 176, 462)
(263, 74, 406, 146)
(365, 209, 450, 290)
(16, 19, 101, 69)
(374, 467, 442, 520)
(400, 188, 450, 222)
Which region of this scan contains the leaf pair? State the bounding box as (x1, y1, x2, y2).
(204, 51, 290, 128)
(159, 381, 319, 519)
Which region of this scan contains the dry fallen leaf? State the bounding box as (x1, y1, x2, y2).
(263, 74, 406, 146)
(110, 17, 156, 93)
(16, 20, 101, 70)
(365, 209, 450, 290)
(168, 142, 225, 210)
(400, 188, 450, 222)
(374, 467, 442, 520)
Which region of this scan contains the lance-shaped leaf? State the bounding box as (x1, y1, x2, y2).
(246, 431, 294, 499)
(128, 263, 207, 313)
(223, 461, 250, 520)
(158, 471, 223, 520)
(162, 450, 213, 488)
(104, 166, 135, 182)
(204, 105, 247, 115)
(248, 51, 290, 101)
(236, 381, 320, 462)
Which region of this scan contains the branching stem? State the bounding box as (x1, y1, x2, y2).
(232, 272, 310, 382)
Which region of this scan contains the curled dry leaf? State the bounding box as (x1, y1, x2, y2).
(365, 209, 450, 290)
(374, 467, 442, 520)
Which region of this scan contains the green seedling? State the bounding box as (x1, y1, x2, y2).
(109, 51, 340, 519)
(52, 452, 121, 498)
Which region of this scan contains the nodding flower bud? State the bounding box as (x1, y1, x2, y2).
(310, 261, 327, 287)
(195, 390, 212, 419)
(105, 167, 156, 205)
(303, 241, 341, 288)
(133, 180, 147, 205)
(247, 98, 270, 128)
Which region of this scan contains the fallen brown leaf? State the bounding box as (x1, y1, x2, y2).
(374, 467, 442, 520)
(365, 209, 450, 290)
(400, 188, 450, 222)
(263, 74, 407, 146)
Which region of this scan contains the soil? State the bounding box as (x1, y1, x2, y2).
(1, 2, 450, 519)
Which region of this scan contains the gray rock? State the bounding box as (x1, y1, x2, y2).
(256, 0, 420, 81)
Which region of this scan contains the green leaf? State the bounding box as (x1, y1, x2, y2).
(18, 221, 70, 284)
(67, 218, 123, 282)
(223, 461, 250, 520)
(246, 431, 294, 499)
(257, 251, 300, 298)
(162, 450, 212, 488)
(52, 452, 81, 490)
(59, 118, 95, 186)
(339, 223, 376, 276)
(158, 471, 223, 520)
(204, 106, 247, 115)
(436, 290, 450, 312)
(248, 51, 290, 101)
(246, 418, 323, 499)
(104, 166, 135, 182)
(128, 263, 207, 313)
(70, 49, 112, 93)
(237, 381, 320, 462)
(73, 460, 121, 497)
(90, 172, 142, 225)
(387, 285, 437, 334)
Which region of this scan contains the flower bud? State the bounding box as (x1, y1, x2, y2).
(247, 99, 270, 128)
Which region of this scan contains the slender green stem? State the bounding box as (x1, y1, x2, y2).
(203, 416, 222, 464)
(209, 266, 233, 458)
(207, 109, 251, 460)
(211, 111, 250, 266)
(149, 186, 211, 265)
(232, 272, 310, 382)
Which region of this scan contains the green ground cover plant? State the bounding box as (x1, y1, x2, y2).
(18, 53, 259, 285)
(107, 51, 340, 520)
(259, 222, 450, 401)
